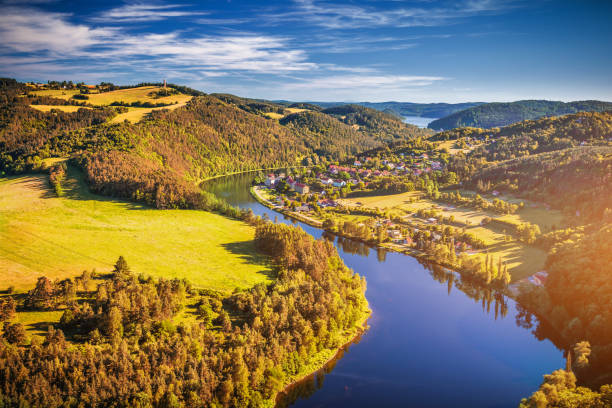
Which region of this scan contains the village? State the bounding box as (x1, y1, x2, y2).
(252, 148, 560, 287)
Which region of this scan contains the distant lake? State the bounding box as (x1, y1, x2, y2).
(403, 116, 436, 128)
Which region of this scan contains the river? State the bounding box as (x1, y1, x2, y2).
(204, 172, 564, 408)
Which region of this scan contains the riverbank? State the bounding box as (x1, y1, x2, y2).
(273, 308, 371, 408)
(201, 165, 309, 183)
(250, 185, 518, 300)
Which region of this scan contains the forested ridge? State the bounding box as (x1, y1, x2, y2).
(428, 99, 612, 130)
(431, 109, 612, 405)
(0, 223, 368, 408)
(321, 104, 432, 140)
(0, 80, 426, 210)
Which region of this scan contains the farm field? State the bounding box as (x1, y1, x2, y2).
(29, 104, 90, 113)
(343, 190, 555, 280)
(109, 101, 190, 123)
(0, 168, 272, 294)
(31, 86, 194, 123)
(32, 86, 192, 105)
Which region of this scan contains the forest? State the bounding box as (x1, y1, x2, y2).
(0, 222, 368, 408)
(428, 99, 612, 130)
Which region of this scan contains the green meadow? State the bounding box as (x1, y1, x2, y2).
(0, 167, 272, 293)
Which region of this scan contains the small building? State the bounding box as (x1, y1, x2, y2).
(333, 180, 346, 188)
(294, 183, 309, 194)
(264, 174, 277, 187)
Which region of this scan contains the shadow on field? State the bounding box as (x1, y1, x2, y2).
(221, 241, 276, 280)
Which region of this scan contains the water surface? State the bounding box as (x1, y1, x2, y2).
(204, 173, 563, 408)
(403, 116, 436, 128)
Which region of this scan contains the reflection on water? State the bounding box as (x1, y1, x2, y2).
(203, 173, 565, 408)
(276, 331, 366, 408)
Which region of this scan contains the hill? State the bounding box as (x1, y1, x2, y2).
(295, 101, 483, 118)
(428, 100, 612, 130)
(1, 80, 428, 210)
(321, 104, 432, 140)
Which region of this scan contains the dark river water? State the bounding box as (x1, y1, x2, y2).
(204, 173, 564, 408)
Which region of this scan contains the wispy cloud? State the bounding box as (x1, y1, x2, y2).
(92, 3, 203, 22)
(262, 0, 522, 29)
(0, 7, 114, 53)
(0, 6, 318, 78)
(287, 74, 447, 90)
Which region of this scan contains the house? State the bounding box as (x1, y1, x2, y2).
(295, 204, 310, 212)
(332, 180, 346, 188)
(427, 217, 438, 224)
(388, 230, 402, 239)
(492, 190, 500, 197)
(419, 153, 429, 159)
(320, 177, 333, 185)
(354, 160, 362, 166)
(294, 183, 309, 194)
(264, 174, 277, 187)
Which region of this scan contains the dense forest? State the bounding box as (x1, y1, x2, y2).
(279, 110, 380, 157)
(428, 99, 612, 130)
(303, 101, 483, 118)
(0, 222, 368, 407)
(321, 104, 432, 140)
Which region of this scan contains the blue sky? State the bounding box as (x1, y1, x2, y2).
(0, 0, 610, 102)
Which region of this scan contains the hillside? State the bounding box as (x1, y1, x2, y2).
(0, 168, 272, 292)
(279, 110, 380, 156)
(321, 104, 432, 140)
(1, 80, 427, 210)
(428, 100, 612, 130)
(298, 101, 483, 118)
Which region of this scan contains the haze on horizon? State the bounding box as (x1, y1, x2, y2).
(0, 0, 610, 103)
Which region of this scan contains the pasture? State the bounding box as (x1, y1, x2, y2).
(0, 168, 272, 293)
(29, 105, 91, 113)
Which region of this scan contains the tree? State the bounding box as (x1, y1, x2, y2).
(104, 306, 123, 338)
(113, 256, 131, 276)
(0, 297, 16, 322)
(25, 277, 55, 309)
(3, 322, 26, 344)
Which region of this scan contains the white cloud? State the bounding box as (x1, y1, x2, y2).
(0, 8, 114, 53)
(92, 3, 203, 22)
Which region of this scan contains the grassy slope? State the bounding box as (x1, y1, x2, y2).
(32, 86, 193, 123)
(0, 167, 272, 293)
(343, 190, 554, 280)
(29, 105, 91, 113)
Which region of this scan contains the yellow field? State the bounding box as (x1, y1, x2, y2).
(30, 89, 80, 98)
(110, 101, 190, 123)
(0, 169, 272, 293)
(264, 112, 284, 120)
(32, 86, 192, 108)
(285, 108, 307, 114)
(29, 105, 90, 113)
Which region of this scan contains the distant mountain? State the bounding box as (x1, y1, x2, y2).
(428, 100, 612, 130)
(277, 101, 484, 119)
